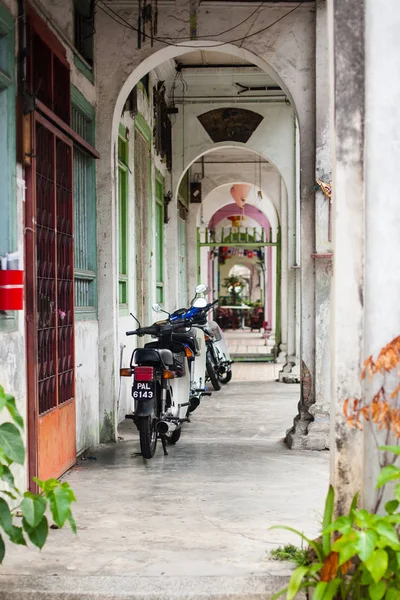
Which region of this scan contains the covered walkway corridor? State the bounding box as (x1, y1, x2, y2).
(0, 364, 328, 597)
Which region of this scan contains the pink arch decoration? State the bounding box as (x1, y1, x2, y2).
(207, 203, 273, 330)
(208, 203, 271, 239)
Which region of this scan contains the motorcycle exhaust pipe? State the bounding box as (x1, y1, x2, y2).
(189, 396, 200, 410)
(156, 420, 177, 435)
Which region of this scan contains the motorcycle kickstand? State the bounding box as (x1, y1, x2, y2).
(160, 434, 169, 456)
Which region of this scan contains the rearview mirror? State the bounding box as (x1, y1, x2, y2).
(195, 283, 208, 294)
(152, 303, 162, 313)
(192, 297, 207, 308)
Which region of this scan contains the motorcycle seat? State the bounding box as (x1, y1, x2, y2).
(134, 347, 174, 367)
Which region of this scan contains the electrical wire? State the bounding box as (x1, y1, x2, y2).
(97, 0, 305, 49)
(98, 0, 268, 42)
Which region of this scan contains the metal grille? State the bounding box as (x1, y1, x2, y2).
(36, 123, 74, 415)
(36, 124, 56, 414)
(56, 140, 74, 405)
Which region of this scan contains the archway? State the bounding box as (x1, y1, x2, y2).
(95, 27, 316, 460)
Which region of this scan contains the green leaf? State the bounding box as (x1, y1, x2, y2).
(287, 566, 309, 600)
(375, 521, 400, 549)
(22, 516, 48, 549)
(1, 490, 17, 501)
(376, 465, 400, 489)
(361, 568, 374, 585)
(67, 511, 77, 534)
(0, 393, 6, 414)
(0, 423, 25, 464)
(324, 580, 342, 600)
(350, 492, 359, 512)
(386, 588, 399, 600)
(49, 486, 74, 527)
(0, 497, 13, 534)
(356, 530, 377, 561)
(312, 582, 327, 600)
(21, 493, 47, 528)
(325, 515, 352, 535)
(34, 477, 59, 494)
(379, 445, 400, 456)
(270, 587, 288, 600)
(4, 395, 24, 429)
(0, 464, 16, 490)
(269, 526, 324, 562)
(369, 581, 386, 600)
(354, 509, 377, 528)
(365, 549, 388, 583)
(322, 486, 334, 555)
(0, 533, 4, 563)
(385, 500, 399, 515)
(8, 525, 26, 546)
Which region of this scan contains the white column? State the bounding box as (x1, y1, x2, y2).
(305, 0, 331, 450)
(278, 178, 288, 363)
(363, 0, 400, 508)
(328, 0, 365, 510)
(267, 230, 277, 347)
(96, 104, 119, 443)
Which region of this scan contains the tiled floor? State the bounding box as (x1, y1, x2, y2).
(224, 330, 272, 357)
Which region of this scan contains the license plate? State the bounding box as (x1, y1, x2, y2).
(132, 380, 156, 400)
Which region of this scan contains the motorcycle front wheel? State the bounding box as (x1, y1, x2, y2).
(206, 360, 222, 391)
(138, 416, 158, 458)
(218, 369, 232, 384)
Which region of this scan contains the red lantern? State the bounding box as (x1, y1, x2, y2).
(230, 184, 252, 209)
(0, 270, 24, 310)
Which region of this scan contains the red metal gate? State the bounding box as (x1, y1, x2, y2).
(26, 113, 76, 483)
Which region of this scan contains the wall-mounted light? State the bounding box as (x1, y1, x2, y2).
(164, 191, 172, 224)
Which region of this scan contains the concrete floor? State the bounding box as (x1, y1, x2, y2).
(0, 364, 329, 599)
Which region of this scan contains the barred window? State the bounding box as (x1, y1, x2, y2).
(71, 87, 97, 318)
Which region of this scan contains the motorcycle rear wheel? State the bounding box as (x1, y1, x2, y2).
(138, 416, 158, 458)
(218, 369, 232, 384)
(207, 360, 222, 391)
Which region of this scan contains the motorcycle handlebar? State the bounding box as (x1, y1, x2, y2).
(126, 320, 191, 337)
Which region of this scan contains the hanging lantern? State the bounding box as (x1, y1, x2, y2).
(230, 184, 252, 209)
(227, 215, 246, 228)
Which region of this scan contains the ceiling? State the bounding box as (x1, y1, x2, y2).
(194, 147, 268, 164)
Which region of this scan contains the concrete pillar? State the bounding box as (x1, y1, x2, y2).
(363, 0, 400, 508)
(328, 0, 365, 511)
(279, 136, 299, 380)
(278, 178, 288, 363)
(96, 102, 119, 443)
(304, 0, 331, 450)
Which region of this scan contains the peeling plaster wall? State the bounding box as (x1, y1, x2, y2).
(0, 166, 27, 492)
(75, 322, 100, 454)
(329, 0, 365, 511)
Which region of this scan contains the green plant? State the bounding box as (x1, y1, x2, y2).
(270, 544, 310, 567)
(270, 337, 400, 599)
(0, 385, 76, 563)
(223, 275, 245, 305)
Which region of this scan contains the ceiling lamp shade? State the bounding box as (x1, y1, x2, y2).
(230, 184, 252, 209)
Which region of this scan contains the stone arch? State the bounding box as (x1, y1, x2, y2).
(173, 144, 288, 222)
